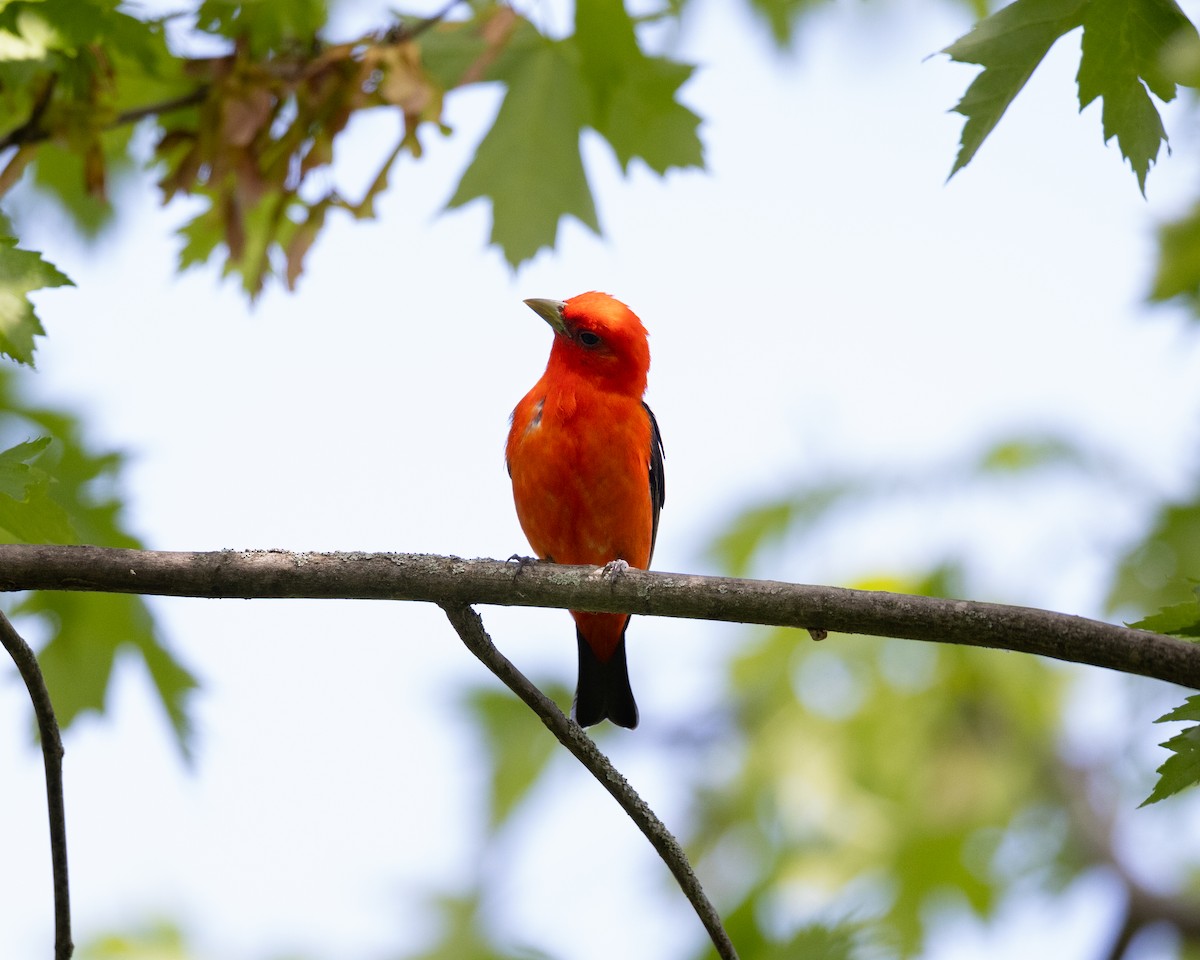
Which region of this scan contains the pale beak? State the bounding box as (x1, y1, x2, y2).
(524, 298, 567, 336)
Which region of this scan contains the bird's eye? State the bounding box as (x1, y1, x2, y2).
(578, 330, 602, 347)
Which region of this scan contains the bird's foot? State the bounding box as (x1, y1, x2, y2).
(506, 554, 540, 576)
(599, 558, 630, 580)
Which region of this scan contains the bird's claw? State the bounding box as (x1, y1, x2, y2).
(599, 559, 630, 580)
(506, 554, 540, 575)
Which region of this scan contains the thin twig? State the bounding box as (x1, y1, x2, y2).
(1057, 763, 1200, 950)
(0, 546, 1197, 690)
(111, 88, 209, 131)
(0, 88, 207, 154)
(1101, 907, 1139, 960)
(439, 602, 739, 960)
(390, 0, 467, 41)
(0, 611, 72, 960)
(0, 75, 57, 152)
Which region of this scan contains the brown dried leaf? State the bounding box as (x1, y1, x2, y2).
(401, 84, 444, 158)
(349, 137, 405, 219)
(222, 86, 275, 147)
(233, 149, 273, 206)
(285, 199, 329, 289)
(0, 145, 37, 198)
(157, 142, 202, 201)
(460, 6, 519, 86)
(84, 141, 107, 200)
(299, 133, 334, 177)
(222, 190, 245, 261)
(156, 129, 195, 154)
(184, 54, 233, 82)
(305, 41, 357, 78)
(376, 42, 432, 113)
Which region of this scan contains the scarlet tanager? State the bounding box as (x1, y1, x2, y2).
(505, 292, 665, 729)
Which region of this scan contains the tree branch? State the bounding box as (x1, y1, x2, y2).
(0, 610, 72, 960)
(0, 545, 1196, 689)
(1057, 763, 1200, 958)
(0, 88, 208, 154)
(439, 602, 738, 960)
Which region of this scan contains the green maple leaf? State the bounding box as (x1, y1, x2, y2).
(1142, 695, 1200, 805)
(0, 436, 52, 502)
(445, 2, 703, 266)
(573, 0, 703, 174)
(24, 589, 198, 758)
(1077, 0, 1196, 193)
(0, 437, 76, 543)
(0, 237, 73, 366)
(447, 37, 599, 267)
(943, 0, 1088, 178)
(743, 0, 832, 48)
(1128, 593, 1200, 637)
(1150, 200, 1200, 306)
(945, 0, 1198, 190)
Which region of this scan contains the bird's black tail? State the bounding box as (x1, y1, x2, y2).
(572, 628, 639, 729)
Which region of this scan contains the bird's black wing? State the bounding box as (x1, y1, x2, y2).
(644, 401, 666, 564)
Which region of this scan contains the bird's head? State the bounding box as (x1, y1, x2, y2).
(525, 291, 650, 396)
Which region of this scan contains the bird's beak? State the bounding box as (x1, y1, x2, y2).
(524, 298, 567, 336)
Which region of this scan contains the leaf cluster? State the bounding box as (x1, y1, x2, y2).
(0, 0, 704, 302)
(6, 0, 1200, 326)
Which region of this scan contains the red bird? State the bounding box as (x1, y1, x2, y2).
(506, 292, 665, 729)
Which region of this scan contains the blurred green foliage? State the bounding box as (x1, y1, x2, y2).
(0, 364, 197, 756)
(1110, 496, 1200, 614)
(466, 681, 570, 829)
(691, 610, 1070, 956)
(76, 921, 193, 959)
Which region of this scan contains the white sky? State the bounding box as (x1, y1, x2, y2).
(4, 0, 1200, 958)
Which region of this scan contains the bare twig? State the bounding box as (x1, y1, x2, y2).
(0, 611, 72, 960)
(0, 88, 207, 154)
(0, 75, 57, 153)
(388, 0, 466, 42)
(439, 602, 738, 960)
(1057, 763, 1200, 957)
(0, 545, 1197, 690)
(111, 88, 209, 131)
(1101, 906, 1139, 960)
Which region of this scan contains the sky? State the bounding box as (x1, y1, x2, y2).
(4, 0, 1200, 958)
